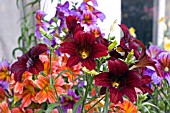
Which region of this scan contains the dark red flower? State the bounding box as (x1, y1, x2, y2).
(11, 43, 48, 82)
(64, 16, 84, 42)
(94, 59, 151, 104)
(59, 31, 108, 70)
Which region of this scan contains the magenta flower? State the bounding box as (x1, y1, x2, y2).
(94, 59, 152, 104)
(35, 10, 49, 38)
(11, 43, 48, 82)
(59, 31, 108, 70)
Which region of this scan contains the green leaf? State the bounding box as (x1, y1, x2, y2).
(16, 0, 20, 9)
(12, 47, 23, 59)
(73, 99, 83, 113)
(142, 102, 160, 110)
(55, 70, 72, 80)
(37, 109, 45, 113)
(108, 40, 117, 50)
(60, 94, 73, 100)
(125, 49, 135, 65)
(103, 88, 109, 112)
(45, 103, 57, 113)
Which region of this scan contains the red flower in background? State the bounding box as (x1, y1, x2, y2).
(59, 31, 108, 70)
(11, 43, 48, 82)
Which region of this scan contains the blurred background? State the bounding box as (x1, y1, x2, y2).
(0, 0, 170, 61)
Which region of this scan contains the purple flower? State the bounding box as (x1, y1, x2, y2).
(60, 89, 81, 113)
(79, 2, 105, 22)
(0, 80, 9, 90)
(0, 59, 11, 82)
(145, 45, 170, 85)
(146, 44, 163, 59)
(54, 1, 70, 33)
(157, 52, 170, 85)
(35, 10, 49, 38)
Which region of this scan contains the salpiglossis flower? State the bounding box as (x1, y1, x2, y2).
(35, 10, 49, 38)
(60, 89, 81, 113)
(0, 59, 11, 82)
(11, 43, 48, 82)
(109, 98, 137, 113)
(0, 102, 11, 113)
(35, 75, 56, 104)
(59, 31, 108, 70)
(94, 59, 151, 104)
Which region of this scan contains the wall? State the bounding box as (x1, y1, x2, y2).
(0, 0, 20, 61)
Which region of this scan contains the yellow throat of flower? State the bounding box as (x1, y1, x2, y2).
(81, 51, 89, 59)
(112, 81, 120, 88)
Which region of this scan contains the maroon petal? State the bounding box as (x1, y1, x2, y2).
(82, 58, 96, 70)
(119, 24, 130, 38)
(74, 31, 95, 46)
(30, 43, 48, 58)
(94, 72, 111, 87)
(122, 87, 137, 102)
(141, 75, 152, 85)
(11, 61, 26, 82)
(100, 87, 106, 95)
(59, 42, 77, 55)
(66, 56, 81, 68)
(126, 71, 143, 87)
(28, 59, 44, 74)
(108, 59, 128, 76)
(137, 85, 153, 94)
(92, 43, 108, 58)
(109, 87, 123, 104)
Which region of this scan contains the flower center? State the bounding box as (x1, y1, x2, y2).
(78, 46, 90, 59)
(81, 51, 88, 59)
(164, 67, 169, 72)
(112, 81, 120, 88)
(26, 58, 33, 68)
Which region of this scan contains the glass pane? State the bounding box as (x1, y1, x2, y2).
(121, 0, 154, 46)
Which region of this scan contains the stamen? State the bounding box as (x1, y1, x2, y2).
(112, 81, 120, 88)
(81, 51, 88, 59)
(164, 67, 169, 72)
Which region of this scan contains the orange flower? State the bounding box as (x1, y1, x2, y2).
(0, 102, 11, 113)
(12, 72, 32, 94)
(35, 75, 56, 104)
(11, 107, 32, 113)
(53, 75, 66, 95)
(56, 54, 82, 84)
(85, 96, 105, 113)
(0, 59, 11, 82)
(0, 87, 6, 102)
(16, 80, 37, 108)
(109, 98, 137, 113)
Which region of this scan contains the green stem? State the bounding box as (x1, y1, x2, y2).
(85, 96, 105, 113)
(49, 48, 53, 85)
(49, 47, 62, 113)
(81, 74, 93, 113)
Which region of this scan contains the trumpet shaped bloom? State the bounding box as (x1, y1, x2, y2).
(11, 43, 48, 82)
(94, 59, 152, 104)
(0, 102, 11, 113)
(0, 59, 11, 82)
(35, 75, 56, 104)
(59, 31, 108, 70)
